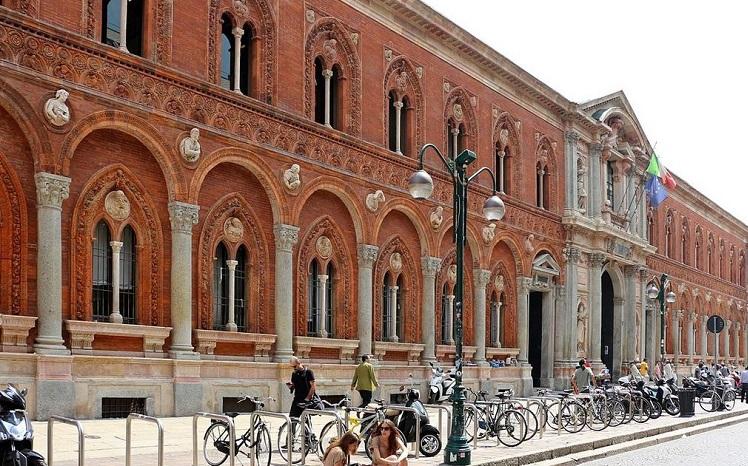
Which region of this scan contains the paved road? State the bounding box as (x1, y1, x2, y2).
(587, 412, 748, 466)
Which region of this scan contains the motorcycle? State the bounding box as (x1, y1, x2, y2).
(427, 362, 456, 404)
(647, 379, 680, 416)
(385, 379, 441, 457)
(0, 385, 46, 466)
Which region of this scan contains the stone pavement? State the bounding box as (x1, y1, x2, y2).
(34, 402, 748, 466)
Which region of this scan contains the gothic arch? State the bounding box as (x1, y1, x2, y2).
(373, 235, 420, 343)
(59, 110, 184, 200)
(197, 192, 270, 332)
(0, 155, 28, 315)
(443, 87, 477, 152)
(292, 177, 365, 245)
(208, 0, 276, 102)
(295, 216, 354, 339)
(488, 259, 517, 348)
(493, 112, 521, 195)
(304, 17, 361, 136)
(373, 200, 432, 256)
(69, 165, 164, 325)
(492, 237, 525, 278)
(383, 56, 424, 155)
(535, 135, 558, 212)
(0, 80, 53, 170)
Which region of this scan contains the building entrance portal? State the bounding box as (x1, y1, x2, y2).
(601, 271, 615, 373)
(529, 291, 543, 387)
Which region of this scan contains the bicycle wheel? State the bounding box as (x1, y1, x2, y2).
(255, 425, 272, 466)
(631, 397, 651, 423)
(561, 401, 587, 434)
(544, 401, 562, 430)
(723, 390, 736, 411)
(464, 407, 488, 442)
(318, 419, 346, 457)
(585, 400, 611, 431)
(511, 404, 538, 441)
(663, 396, 680, 416)
(203, 421, 231, 466)
(698, 390, 719, 412)
(277, 420, 305, 464)
(648, 399, 662, 419)
(619, 398, 633, 424)
(607, 400, 626, 427)
(495, 410, 527, 447)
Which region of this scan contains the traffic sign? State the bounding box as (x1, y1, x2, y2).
(707, 315, 725, 334)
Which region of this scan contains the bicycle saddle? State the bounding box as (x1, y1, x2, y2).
(225, 412, 240, 418)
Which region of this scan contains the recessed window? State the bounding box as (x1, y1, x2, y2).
(101, 0, 144, 56)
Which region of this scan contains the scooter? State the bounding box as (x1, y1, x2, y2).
(427, 362, 456, 404)
(386, 378, 441, 457)
(0, 385, 46, 466)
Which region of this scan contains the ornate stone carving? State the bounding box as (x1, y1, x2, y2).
(35, 173, 70, 208)
(430, 206, 444, 230)
(499, 128, 509, 149)
(350, 32, 359, 45)
(415, 66, 423, 79)
(179, 128, 201, 163)
(524, 234, 535, 253)
(274, 224, 299, 252)
(384, 49, 393, 62)
(421, 257, 442, 278)
(577, 156, 587, 212)
(365, 190, 385, 212)
(283, 164, 301, 191)
(306, 9, 316, 23)
(453, 103, 463, 121)
(316, 235, 332, 259)
(494, 274, 505, 292)
(358, 244, 379, 268)
(482, 223, 496, 244)
(443, 82, 451, 93)
(104, 190, 130, 221)
(447, 264, 457, 285)
(389, 252, 403, 273)
(44, 89, 70, 126)
(323, 39, 338, 64)
(589, 252, 607, 268)
(223, 217, 244, 243)
(577, 303, 588, 354)
(395, 71, 408, 93)
(169, 202, 199, 234)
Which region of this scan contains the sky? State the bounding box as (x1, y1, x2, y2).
(422, 0, 748, 227)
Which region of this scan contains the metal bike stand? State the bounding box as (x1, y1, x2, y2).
(512, 397, 547, 439)
(193, 412, 236, 466)
(424, 404, 452, 440)
(340, 406, 379, 430)
(48, 415, 85, 466)
(463, 403, 482, 448)
(298, 409, 344, 464)
(473, 400, 510, 446)
(382, 405, 421, 458)
(248, 411, 293, 466)
(126, 413, 164, 466)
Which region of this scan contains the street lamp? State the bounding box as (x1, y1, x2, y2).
(408, 143, 505, 465)
(646, 274, 676, 370)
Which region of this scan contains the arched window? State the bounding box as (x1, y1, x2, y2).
(387, 91, 398, 153)
(441, 283, 452, 344)
(447, 119, 464, 159)
(719, 239, 725, 279)
(308, 259, 334, 337)
(695, 227, 703, 270)
(489, 291, 499, 346)
(313, 58, 325, 125)
(382, 272, 402, 342)
(536, 162, 549, 209)
(681, 221, 689, 266)
(235, 246, 248, 331)
(729, 245, 736, 283)
(239, 24, 255, 96)
(220, 14, 234, 91)
(647, 209, 656, 246)
(387, 92, 412, 156)
(665, 211, 674, 258)
(119, 225, 137, 324)
(606, 161, 615, 207)
(495, 142, 512, 195)
(325, 262, 335, 338)
(330, 64, 342, 130)
(213, 242, 230, 329)
(707, 233, 714, 275)
(739, 251, 745, 287)
(101, 0, 144, 56)
(92, 221, 112, 322)
(401, 96, 412, 157)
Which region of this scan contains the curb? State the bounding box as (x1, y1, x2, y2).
(461, 408, 748, 466)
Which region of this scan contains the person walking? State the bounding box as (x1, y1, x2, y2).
(571, 359, 595, 394)
(351, 354, 378, 407)
(286, 356, 317, 418)
(740, 366, 748, 403)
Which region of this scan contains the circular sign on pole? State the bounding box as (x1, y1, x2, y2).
(707, 315, 725, 334)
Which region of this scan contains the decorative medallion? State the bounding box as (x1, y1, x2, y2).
(366, 190, 385, 213)
(315, 235, 332, 259)
(494, 274, 505, 292)
(499, 128, 509, 149)
(389, 252, 403, 273)
(179, 128, 201, 163)
(430, 206, 444, 230)
(447, 264, 457, 285)
(283, 164, 301, 191)
(104, 190, 130, 221)
(223, 217, 244, 243)
(453, 103, 463, 121)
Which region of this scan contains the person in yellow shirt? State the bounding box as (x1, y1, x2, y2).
(351, 354, 378, 407)
(640, 358, 649, 379)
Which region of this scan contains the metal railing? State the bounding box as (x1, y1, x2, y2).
(126, 413, 164, 466)
(381, 405, 421, 458)
(193, 412, 236, 466)
(298, 409, 344, 464)
(463, 403, 481, 448)
(249, 411, 293, 466)
(512, 397, 547, 439)
(424, 404, 452, 441)
(48, 415, 85, 466)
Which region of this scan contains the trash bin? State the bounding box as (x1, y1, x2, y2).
(678, 388, 695, 417)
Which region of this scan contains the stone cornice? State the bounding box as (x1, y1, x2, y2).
(646, 254, 747, 300)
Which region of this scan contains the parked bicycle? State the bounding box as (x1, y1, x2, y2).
(203, 396, 274, 466)
(463, 387, 528, 447)
(277, 397, 350, 464)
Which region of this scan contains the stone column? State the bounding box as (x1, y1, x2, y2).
(421, 257, 441, 362)
(687, 312, 696, 364)
(564, 247, 580, 362)
(388, 285, 399, 342)
(623, 266, 638, 363)
(724, 320, 731, 359)
(646, 303, 657, 366)
(322, 69, 333, 127)
(358, 245, 379, 357)
(168, 202, 199, 358)
(588, 253, 605, 364)
(109, 241, 124, 324)
(393, 100, 403, 154)
(700, 315, 709, 361)
(537, 165, 545, 208)
(225, 260, 238, 331)
(639, 269, 648, 359)
(517, 277, 531, 365)
(33, 173, 71, 354)
(564, 131, 579, 215)
(493, 300, 502, 346)
(119, 0, 128, 52)
(672, 310, 682, 362)
(541, 287, 556, 385)
(444, 295, 455, 345)
(451, 127, 460, 157)
(588, 142, 603, 219)
(473, 269, 491, 365)
(232, 27, 244, 93)
(273, 224, 299, 362)
(317, 274, 329, 338)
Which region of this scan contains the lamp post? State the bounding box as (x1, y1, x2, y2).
(646, 274, 676, 372)
(408, 144, 505, 465)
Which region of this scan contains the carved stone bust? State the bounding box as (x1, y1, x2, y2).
(315, 235, 332, 259)
(524, 234, 535, 253)
(447, 264, 457, 285)
(430, 206, 444, 230)
(223, 217, 244, 243)
(494, 274, 504, 292)
(366, 190, 386, 213)
(180, 128, 201, 163)
(283, 164, 301, 191)
(453, 103, 463, 121)
(44, 89, 71, 127)
(389, 252, 403, 273)
(499, 128, 509, 149)
(104, 190, 130, 221)
(482, 223, 496, 244)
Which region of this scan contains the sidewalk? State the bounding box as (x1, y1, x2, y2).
(35, 402, 748, 466)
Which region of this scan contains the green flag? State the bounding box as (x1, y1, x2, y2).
(646, 153, 661, 177)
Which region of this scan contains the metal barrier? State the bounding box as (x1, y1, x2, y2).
(298, 409, 344, 464)
(126, 413, 164, 466)
(248, 411, 293, 466)
(512, 397, 547, 439)
(463, 403, 481, 448)
(340, 405, 380, 430)
(424, 404, 452, 441)
(48, 415, 85, 466)
(382, 405, 421, 458)
(192, 412, 236, 466)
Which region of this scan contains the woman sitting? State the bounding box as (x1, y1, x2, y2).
(322, 431, 360, 466)
(368, 419, 409, 466)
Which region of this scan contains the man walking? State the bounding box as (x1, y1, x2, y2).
(740, 366, 748, 403)
(286, 356, 317, 418)
(351, 354, 378, 407)
(571, 359, 595, 394)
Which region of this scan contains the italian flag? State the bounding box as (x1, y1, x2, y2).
(646, 152, 677, 190)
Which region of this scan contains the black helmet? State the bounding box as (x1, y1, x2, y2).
(0, 385, 26, 411)
(407, 388, 420, 401)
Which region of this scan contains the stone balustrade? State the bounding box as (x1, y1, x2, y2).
(436, 344, 477, 362)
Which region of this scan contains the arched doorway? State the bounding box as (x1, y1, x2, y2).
(601, 271, 615, 372)
(528, 291, 543, 387)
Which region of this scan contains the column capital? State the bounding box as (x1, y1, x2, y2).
(421, 256, 442, 278)
(688, 311, 697, 322)
(675, 309, 684, 320)
(393, 101, 404, 109)
(35, 172, 70, 208)
(321, 69, 334, 78)
(564, 246, 581, 264)
(564, 130, 580, 143)
(226, 259, 238, 270)
(517, 277, 532, 294)
(589, 142, 603, 156)
(168, 201, 199, 233)
(232, 26, 244, 38)
(109, 241, 123, 254)
(317, 274, 329, 283)
(725, 320, 732, 329)
(358, 244, 379, 268)
(451, 127, 460, 136)
(700, 315, 709, 325)
(273, 224, 299, 252)
(589, 252, 606, 268)
(473, 269, 492, 288)
(734, 322, 741, 332)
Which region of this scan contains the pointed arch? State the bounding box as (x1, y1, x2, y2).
(493, 112, 521, 196)
(0, 155, 29, 315)
(383, 56, 423, 156)
(373, 235, 420, 343)
(535, 135, 557, 211)
(436, 248, 475, 346)
(444, 86, 477, 158)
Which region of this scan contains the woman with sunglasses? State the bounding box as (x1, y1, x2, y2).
(368, 420, 409, 466)
(322, 431, 361, 466)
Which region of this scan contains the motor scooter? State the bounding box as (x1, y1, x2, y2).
(385, 377, 441, 457)
(0, 385, 46, 466)
(427, 362, 456, 404)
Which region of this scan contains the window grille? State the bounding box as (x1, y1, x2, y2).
(101, 397, 145, 419)
(119, 226, 137, 324)
(92, 221, 112, 322)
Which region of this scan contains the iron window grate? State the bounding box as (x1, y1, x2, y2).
(101, 397, 146, 419)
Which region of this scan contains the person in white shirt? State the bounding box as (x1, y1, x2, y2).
(663, 360, 676, 383)
(740, 366, 748, 403)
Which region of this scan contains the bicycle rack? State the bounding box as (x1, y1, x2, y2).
(48, 415, 85, 466)
(340, 405, 379, 430)
(512, 397, 547, 439)
(463, 403, 481, 448)
(192, 412, 236, 466)
(126, 413, 164, 466)
(382, 405, 421, 459)
(298, 409, 344, 464)
(248, 411, 293, 466)
(424, 404, 452, 441)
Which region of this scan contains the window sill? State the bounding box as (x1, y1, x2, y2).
(436, 344, 477, 362)
(193, 329, 276, 361)
(64, 320, 172, 356)
(0, 314, 37, 353)
(293, 336, 359, 363)
(372, 341, 424, 365)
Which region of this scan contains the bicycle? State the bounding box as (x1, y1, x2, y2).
(463, 388, 528, 447)
(277, 397, 350, 464)
(574, 389, 613, 431)
(203, 396, 273, 466)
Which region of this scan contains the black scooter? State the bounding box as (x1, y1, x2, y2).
(385, 380, 441, 457)
(0, 385, 46, 466)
